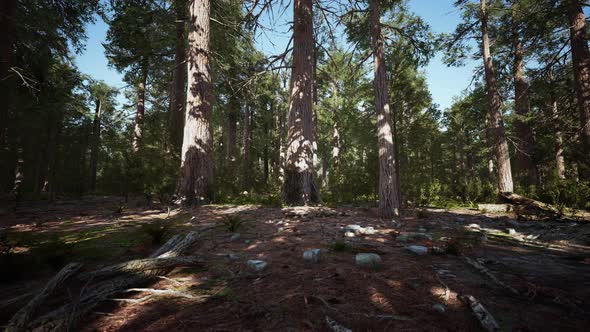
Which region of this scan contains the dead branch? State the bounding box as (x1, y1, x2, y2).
(460, 295, 500, 332)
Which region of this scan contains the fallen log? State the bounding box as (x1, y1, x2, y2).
(27, 231, 202, 331)
(460, 294, 500, 332)
(79, 255, 205, 280)
(5, 262, 82, 332)
(499, 193, 561, 218)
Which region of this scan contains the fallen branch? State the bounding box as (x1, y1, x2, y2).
(5, 262, 82, 332)
(461, 254, 519, 296)
(460, 294, 500, 332)
(79, 255, 205, 280)
(499, 193, 560, 218)
(325, 316, 352, 332)
(110, 287, 201, 304)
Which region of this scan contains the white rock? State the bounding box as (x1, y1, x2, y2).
(396, 232, 432, 242)
(359, 227, 377, 235)
(406, 245, 428, 256)
(247, 260, 267, 271)
(227, 253, 240, 261)
(507, 228, 517, 235)
(277, 227, 285, 232)
(344, 231, 356, 238)
(355, 253, 382, 269)
(230, 233, 241, 241)
(343, 224, 363, 232)
(467, 224, 481, 229)
(303, 249, 321, 263)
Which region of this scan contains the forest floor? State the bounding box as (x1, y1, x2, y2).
(1, 197, 589, 331)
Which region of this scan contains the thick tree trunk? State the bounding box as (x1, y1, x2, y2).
(370, 0, 400, 219)
(132, 68, 147, 153)
(0, 0, 16, 148)
(242, 104, 251, 190)
(170, 0, 186, 152)
(480, 0, 513, 194)
(179, 0, 213, 205)
(511, 13, 537, 185)
(89, 99, 102, 192)
(568, 0, 590, 180)
(281, 0, 319, 205)
(551, 93, 566, 180)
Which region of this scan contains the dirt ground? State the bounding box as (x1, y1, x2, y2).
(1, 197, 589, 331)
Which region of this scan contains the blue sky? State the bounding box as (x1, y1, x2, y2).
(74, 0, 478, 110)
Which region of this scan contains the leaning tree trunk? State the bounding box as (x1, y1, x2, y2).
(511, 11, 537, 185)
(132, 68, 147, 153)
(89, 99, 102, 192)
(170, 0, 186, 153)
(179, 0, 213, 205)
(0, 0, 16, 148)
(281, 0, 319, 205)
(370, 0, 401, 219)
(480, 0, 513, 194)
(551, 92, 566, 180)
(568, 0, 590, 180)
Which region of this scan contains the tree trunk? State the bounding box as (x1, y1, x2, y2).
(511, 11, 537, 185)
(226, 95, 238, 177)
(179, 0, 213, 205)
(170, 0, 186, 152)
(281, 0, 319, 205)
(11, 135, 24, 202)
(132, 68, 147, 153)
(568, 0, 590, 180)
(480, 0, 513, 194)
(89, 99, 102, 192)
(370, 0, 400, 219)
(0, 0, 16, 148)
(551, 93, 566, 180)
(242, 104, 251, 190)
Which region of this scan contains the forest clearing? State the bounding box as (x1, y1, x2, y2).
(0, 198, 589, 331)
(2, 0, 590, 330)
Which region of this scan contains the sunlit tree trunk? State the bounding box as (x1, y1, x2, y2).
(511, 10, 537, 185)
(89, 99, 102, 192)
(281, 0, 319, 205)
(567, 0, 590, 180)
(170, 0, 187, 152)
(551, 93, 566, 180)
(370, 0, 400, 219)
(242, 104, 251, 190)
(480, 0, 513, 193)
(179, 0, 213, 205)
(132, 67, 147, 153)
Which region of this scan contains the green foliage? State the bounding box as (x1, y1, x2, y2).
(220, 215, 247, 233)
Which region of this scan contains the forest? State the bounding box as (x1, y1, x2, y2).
(0, 0, 589, 331)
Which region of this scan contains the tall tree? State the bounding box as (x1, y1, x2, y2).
(567, 0, 590, 179)
(511, 3, 537, 185)
(0, 0, 17, 148)
(480, 0, 513, 193)
(370, 0, 400, 219)
(179, 0, 213, 205)
(170, 0, 187, 152)
(281, 0, 319, 205)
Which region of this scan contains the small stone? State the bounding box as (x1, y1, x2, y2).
(396, 232, 432, 242)
(343, 224, 363, 232)
(277, 227, 285, 232)
(190, 216, 196, 221)
(355, 253, 382, 269)
(467, 223, 481, 229)
(359, 227, 377, 235)
(507, 228, 517, 235)
(303, 249, 321, 263)
(344, 231, 356, 238)
(418, 227, 427, 233)
(406, 245, 428, 256)
(432, 304, 446, 313)
(244, 240, 251, 244)
(230, 233, 241, 241)
(247, 260, 267, 271)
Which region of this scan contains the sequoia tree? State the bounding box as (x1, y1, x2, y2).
(179, 0, 214, 205)
(281, 0, 319, 205)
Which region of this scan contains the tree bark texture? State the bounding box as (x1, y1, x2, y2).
(480, 0, 514, 193)
(551, 93, 566, 179)
(89, 99, 102, 192)
(370, 0, 401, 219)
(568, 0, 590, 179)
(281, 0, 319, 205)
(0, 0, 16, 148)
(242, 104, 251, 190)
(226, 95, 238, 177)
(179, 0, 213, 205)
(132, 68, 147, 153)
